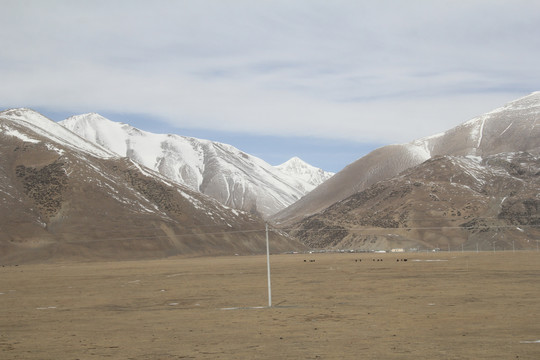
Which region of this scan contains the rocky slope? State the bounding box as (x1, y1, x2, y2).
(290, 152, 540, 251)
(0, 109, 305, 263)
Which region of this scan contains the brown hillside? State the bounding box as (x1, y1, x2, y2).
(289, 153, 540, 251)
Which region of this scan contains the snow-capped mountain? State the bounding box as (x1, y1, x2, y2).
(60, 114, 331, 217)
(276, 157, 334, 189)
(0, 108, 304, 263)
(272, 91, 540, 226)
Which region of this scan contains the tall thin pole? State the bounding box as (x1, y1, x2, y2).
(266, 223, 272, 308)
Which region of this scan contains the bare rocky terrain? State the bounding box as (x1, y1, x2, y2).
(290, 152, 540, 251)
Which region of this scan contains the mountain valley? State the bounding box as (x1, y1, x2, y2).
(2, 92, 540, 262)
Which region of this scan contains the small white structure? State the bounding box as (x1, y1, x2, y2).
(391, 248, 404, 253)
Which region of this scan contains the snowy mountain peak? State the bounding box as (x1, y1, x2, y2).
(279, 156, 308, 168)
(1, 108, 116, 159)
(63, 113, 136, 135)
(276, 156, 334, 188)
(64, 112, 112, 125)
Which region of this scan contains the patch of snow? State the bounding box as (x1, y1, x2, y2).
(180, 191, 204, 211)
(476, 116, 486, 149)
(465, 155, 482, 163)
(405, 142, 431, 161)
(2, 126, 40, 143)
(45, 143, 65, 155)
(499, 122, 514, 136)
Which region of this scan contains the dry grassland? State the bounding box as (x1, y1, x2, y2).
(1, 252, 540, 359)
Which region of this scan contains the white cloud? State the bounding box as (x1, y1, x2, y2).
(1, 0, 539, 144)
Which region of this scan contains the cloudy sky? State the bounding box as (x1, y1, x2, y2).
(1, 0, 539, 172)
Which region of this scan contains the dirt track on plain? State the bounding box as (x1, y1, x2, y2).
(1, 251, 539, 359)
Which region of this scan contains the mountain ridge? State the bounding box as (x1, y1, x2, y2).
(60, 113, 333, 217)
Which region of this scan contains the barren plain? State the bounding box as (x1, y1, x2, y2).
(1, 251, 539, 359)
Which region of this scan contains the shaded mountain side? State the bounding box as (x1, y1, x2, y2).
(272, 92, 540, 226)
(0, 110, 305, 264)
(288, 153, 540, 251)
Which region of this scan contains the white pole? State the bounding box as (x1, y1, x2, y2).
(266, 223, 272, 308)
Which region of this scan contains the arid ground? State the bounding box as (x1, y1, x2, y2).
(1, 251, 539, 359)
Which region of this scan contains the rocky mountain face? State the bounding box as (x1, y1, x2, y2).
(60, 114, 333, 218)
(272, 92, 540, 227)
(0, 109, 305, 263)
(290, 152, 540, 251)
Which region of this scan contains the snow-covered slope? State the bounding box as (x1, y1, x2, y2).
(60, 114, 331, 217)
(0, 109, 116, 159)
(276, 157, 334, 189)
(414, 91, 540, 157)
